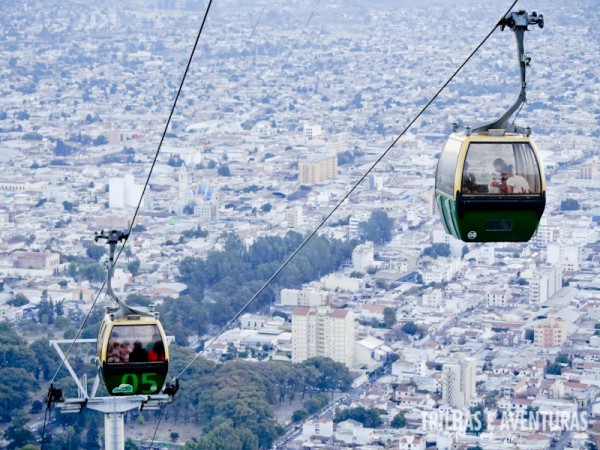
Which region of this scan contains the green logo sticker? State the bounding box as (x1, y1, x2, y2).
(112, 383, 134, 394)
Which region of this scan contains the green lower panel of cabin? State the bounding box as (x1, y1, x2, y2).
(435, 193, 541, 242)
(101, 363, 168, 396)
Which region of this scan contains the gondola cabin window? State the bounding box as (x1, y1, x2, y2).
(435, 137, 462, 196)
(107, 324, 164, 364)
(462, 142, 542, 196)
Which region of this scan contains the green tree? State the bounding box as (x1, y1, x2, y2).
(86, 245, 105, 260)
(390, 412, 407, 428)
(383, 307, 397, 328)
(85, 420, 101, 450)
(37, 290, 54, 325)
(124, 439, 139, 450)
(7, 293, 29, 307)
(304, 394, 329, 414)
(218, 165, 231, 176)
(555, 354, 571, 366)
(92, 135, 108, 146)
(524, 329, 534, 342)
(334, 406, 382, 428)
(291, 409, 308, 423)
(358, 210, 394, 244)
(54, 139, 75, 156)
(560, 198, 580, 211)
(401, 321, 421, 336)
(183, 420, 258, 450)
(546, 363, 562, 375)
(30, 400, 43, 414)
(127, 259, 141, 276)
(422, 243, 451, 259)
(302, 357, 353, 393)
(62, 200, 75, 211)
(5, 415, 35, 450)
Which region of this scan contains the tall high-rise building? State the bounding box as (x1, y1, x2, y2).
(109, 174, 144, 209)
(298, 154, 337, 185)
(441, 356, 476, 408)
(528, 266, 562, 307)
(303, 123, 322, 141)
(292, 305, 355, 367)
(286, 206, 303, 228)
(534, 315, 567, 348)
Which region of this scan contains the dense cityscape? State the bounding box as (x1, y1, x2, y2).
(0, 0, 599, 449)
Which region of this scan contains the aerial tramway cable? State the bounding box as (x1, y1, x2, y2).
(44, 0, 520, 445)
(148, 0, 521, 441)
(171, 0, 522, 384)
(40, 1, 215, 447)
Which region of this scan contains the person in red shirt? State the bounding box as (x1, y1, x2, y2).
(148, 341, 165, 361)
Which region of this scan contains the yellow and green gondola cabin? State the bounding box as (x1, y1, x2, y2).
(97, 314, 169, 396)
(434, 130, 546, 242)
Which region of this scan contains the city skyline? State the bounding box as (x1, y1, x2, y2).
(0, 0, 599, 449)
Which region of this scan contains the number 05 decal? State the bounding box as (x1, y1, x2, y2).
(118, 372, 159, 394)
(142, 372, 159, 393)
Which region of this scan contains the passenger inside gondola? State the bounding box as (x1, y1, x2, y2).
(489, 158, 531, 194)
(461, 161, 477, 193)
(104, 324, 166, 364)
(489, 158, 510, 193)
(108, 342, 121, 363)
(129, 341, 149, 362)
(149, 341, 165, 361)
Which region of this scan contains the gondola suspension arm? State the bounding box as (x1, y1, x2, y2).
(472, 10, 544, 134)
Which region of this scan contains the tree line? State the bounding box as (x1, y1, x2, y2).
(0, 314, 353, 450)
(161, 231, 355, 344)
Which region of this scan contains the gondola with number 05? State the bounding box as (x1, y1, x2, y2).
(95, 231, 170, 396)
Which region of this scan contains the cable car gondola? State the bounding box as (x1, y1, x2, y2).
(95, 231, 170, 396)
(435, 10, 546, 242)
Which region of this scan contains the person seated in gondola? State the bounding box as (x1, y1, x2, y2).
(506, 172, 531, 194)
(107, 342, 122, 363)
(489, 158, 531, 194)
(461, 161, 477, 193)
(128, 340, 149, 363)
(489, 158, 510, 193)
(148, 341, 165, 361)
(119, 341, 132, 363)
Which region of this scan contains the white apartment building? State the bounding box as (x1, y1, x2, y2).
(303, 123, 322, 141)
(422, 258, 461, 284)
(291, 305, 355, 367)
(280, 288, 328, 307)
(422, 289, 443, 309)
(285, 205, 303, 228)
(547, 243, 581, 271)
(441, 356, 476, 409)
(532, 223, 561, 247)
(14, 251, 60, 271)
(109, 174, 144, 209)
(528, 266, 562, 307)
(369, 175, 383, 191)
(579, 159, 597, 179)
(352, 241, 374, 271)
(196, 202, 219, 223)
(486, 288, 510, 307)
(348, 214, 368, 239)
